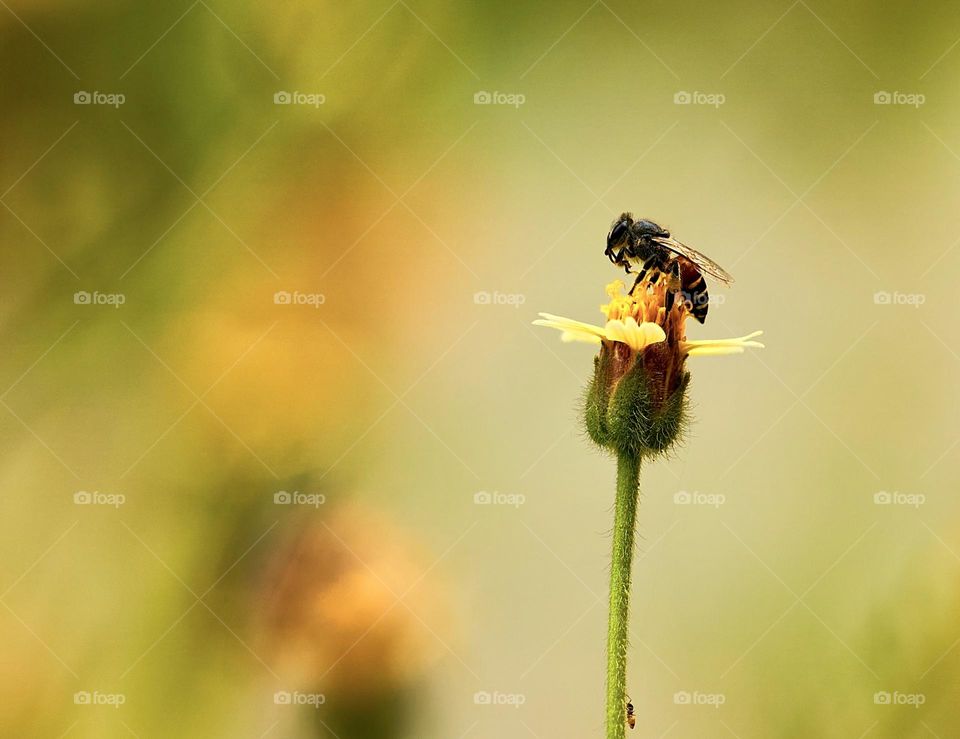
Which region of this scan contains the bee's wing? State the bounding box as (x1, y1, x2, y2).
(652, 236, 735, 285)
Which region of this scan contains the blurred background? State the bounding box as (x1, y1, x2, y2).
(2, 1, 959, 737)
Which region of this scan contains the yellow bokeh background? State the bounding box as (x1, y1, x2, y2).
(2, 2, 960, 737)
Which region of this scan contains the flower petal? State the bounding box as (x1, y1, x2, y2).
(683, 329, 764, 356)
(604, 317, 666, 352)
(603, 318, 631, 346)
(561, 331, 601, 345)
(638, 320, 668, 348)
(534, 313, 607, 338)
(535, 311, 667, 353)
(686, 345, 746, 357)
(534, 313, 608, 346)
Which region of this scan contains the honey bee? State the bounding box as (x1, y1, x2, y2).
(604, 213, 734, 324)
(626, 696, 636, 730)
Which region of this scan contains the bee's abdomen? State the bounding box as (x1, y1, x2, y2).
(678, 259, 709, 324)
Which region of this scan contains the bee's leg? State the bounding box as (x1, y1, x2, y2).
(664, 261, 682, 314)
(631, 255, 660, 291)
(669, 260, 682, 290)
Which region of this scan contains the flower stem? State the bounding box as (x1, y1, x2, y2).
(606, 451, 641, 738)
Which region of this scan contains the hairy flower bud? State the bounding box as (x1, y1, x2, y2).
(584, 291, 689, 458)
(537, 277, 762, 458)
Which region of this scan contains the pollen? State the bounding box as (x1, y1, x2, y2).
(601, 278, 686, 331)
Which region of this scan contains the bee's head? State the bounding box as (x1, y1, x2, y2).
(606, 214, 670, 266)
(606, 213, 635, 262)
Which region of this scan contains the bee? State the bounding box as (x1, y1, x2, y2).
(604, 213, 734, 324)
(626, 696, 636, 730)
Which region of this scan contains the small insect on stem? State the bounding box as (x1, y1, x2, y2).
(626, 696, 636, 730)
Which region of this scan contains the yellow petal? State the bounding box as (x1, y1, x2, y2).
(686, 345, 746, 357)
(638, 320, 668, 347)
(604, 317, 666, 352)
(683, 329, 764, 356)
(561, 331, 601, 345)
(535, 310, 667, 353)
(603, 318, 630, 346)
(684, 330, 764, 347)
(534, 313, 607, 337)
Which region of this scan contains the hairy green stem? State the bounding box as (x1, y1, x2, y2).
(606, 452, 641, 738)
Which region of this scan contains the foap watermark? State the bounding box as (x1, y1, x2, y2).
(873, 290, 925, 308)
(274, 91, 325, 108)
(674, 690, 726, 708)
(681, 290, 725, 310)
(874, 91, 925, 108)
(74, 290, 126, 308)
(74, 691, 126, 708)
(874, 690, 925, 707)
(274, 290, 325, 308)
(674, 90, 726, 108)
(673, 490, 725, 509)
(74, 91, 125, 108)
(474, 490, 525, 508)
(74, 490, 125, 508)
(473, 690, 526, 708)
(873, 490, 925, 509)
(473, 290, 525, 308)
(274, 490, 326, 508)
(473, 90, 526, 108)
(274, 690, 326, 708)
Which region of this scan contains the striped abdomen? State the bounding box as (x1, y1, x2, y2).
(677, 258, 710, 324)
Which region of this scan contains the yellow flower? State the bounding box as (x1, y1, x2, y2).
(533, 279, 764, 356)
(533, 277, 764, 458)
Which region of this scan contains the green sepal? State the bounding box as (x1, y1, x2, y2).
(584, 351, 614, 448)
(584, 352, 689, 459)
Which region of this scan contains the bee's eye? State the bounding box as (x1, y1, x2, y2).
(608, 221, 628, 246)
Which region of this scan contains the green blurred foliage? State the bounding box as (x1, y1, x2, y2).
(2, 1, 960, 737)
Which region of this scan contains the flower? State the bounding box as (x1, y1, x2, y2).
(534, 279, 764, 356)
(533, 277, 763, 458)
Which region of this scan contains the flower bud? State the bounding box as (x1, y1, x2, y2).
(536, 276, 763, 458)
(585, 335, 689, 459)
